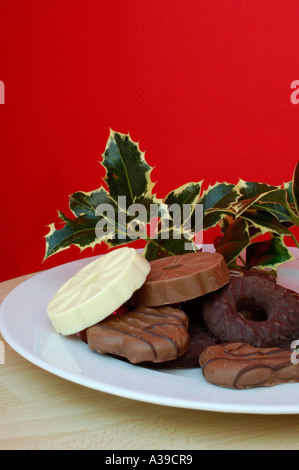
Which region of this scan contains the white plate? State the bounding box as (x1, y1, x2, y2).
(1, 253, 299, 415)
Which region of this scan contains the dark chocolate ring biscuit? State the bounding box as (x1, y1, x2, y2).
(202, 275, 299, 347)
(86, 305, 190, 364)
(129, 252, 230, 307)
(199, 342, 299, 389)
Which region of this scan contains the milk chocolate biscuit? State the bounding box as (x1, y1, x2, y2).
(86, 306, 190, 364)
(202, 275, 299, 347)
(199, 343, 299, 389)
(129, 252, 230, 307)
(143, 323, 220, 369)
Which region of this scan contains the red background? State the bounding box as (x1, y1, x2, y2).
(1, 0, 299, 282)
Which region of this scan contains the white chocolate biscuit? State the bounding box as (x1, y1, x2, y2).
(47, 247, 150, 335)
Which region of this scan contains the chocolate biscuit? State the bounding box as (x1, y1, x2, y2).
(199, 342, 299, 389)
(143, 322, 220, 369)
(86, 305, 190, 364)
(129, 252, 230, 307)
(202, 274, 299, 347)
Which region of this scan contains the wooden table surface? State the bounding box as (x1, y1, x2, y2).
(1, 270, 299, 451)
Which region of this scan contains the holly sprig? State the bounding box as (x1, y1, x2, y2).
(214, 162, 299, 269)
(44, 130, 299, 271)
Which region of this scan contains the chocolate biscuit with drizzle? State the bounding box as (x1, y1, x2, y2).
(86, 305, 190, 364)
(199, 342, 299, 389)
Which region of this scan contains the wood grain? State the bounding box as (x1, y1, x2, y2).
(1, 271, 299, 450)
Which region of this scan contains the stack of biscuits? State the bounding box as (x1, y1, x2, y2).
(86, 251, 230, 367)
(48, 247, 299, 390)
(85, 251, 299, 390)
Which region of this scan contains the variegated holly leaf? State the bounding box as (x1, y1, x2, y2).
(232, 181, 286, 218)
(45, 183, 136, 259)
(163, 181, 202, 208)
(100, 131, 162, 241)
(238, 180, 279, 199)
(69, 187, 112, 217)
(217, 179, 298, 269)
(162, 181, 202, 235)
(142, 182, 203, 260)
(229, 181, 299, 252)
(44, 211, 103, 260)
(44, 131, 160, 259)
(216, 218, 250, 265)
(239, 209, 291, 236)
(102, 130, 156, 206)
(198, 182, 240, 230)
(249, 189, 298, 224)
(246, 237, 295, 270)
(143, 236, 198, 261)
